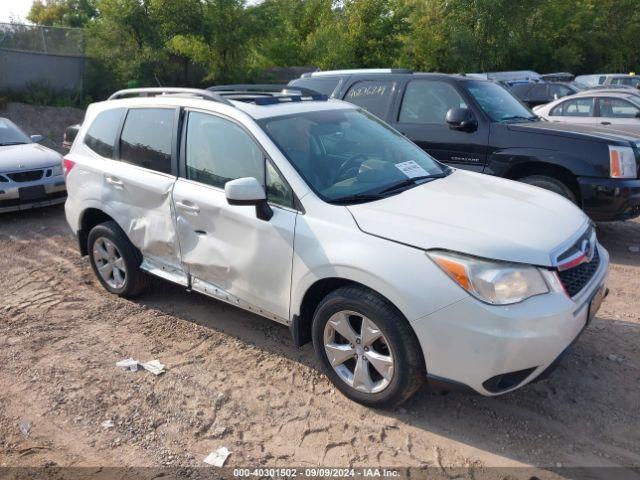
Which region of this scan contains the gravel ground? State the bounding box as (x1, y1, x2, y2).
(0, 206, 638, 478)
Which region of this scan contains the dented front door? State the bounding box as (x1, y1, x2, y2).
(172, 178, 296, 323)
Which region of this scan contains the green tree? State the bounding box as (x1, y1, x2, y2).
(27, 0, 97, 28)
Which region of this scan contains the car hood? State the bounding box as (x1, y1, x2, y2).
(0, 143, 62, 172)
(507, 121, 640, 144)
(347, 170, 589, 267)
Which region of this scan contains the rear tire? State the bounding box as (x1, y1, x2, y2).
(312, 286, 424, 408)
(520, 175, 577, 203)
(87, 221, 149, 298)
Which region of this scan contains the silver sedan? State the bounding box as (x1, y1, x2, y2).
(0, 117, 66, 213)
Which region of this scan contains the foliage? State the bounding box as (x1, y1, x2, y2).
(23, 0, 640, 98)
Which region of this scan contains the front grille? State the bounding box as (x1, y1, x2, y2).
(6, 169, 44, 182)
(558, 249, 600, 297)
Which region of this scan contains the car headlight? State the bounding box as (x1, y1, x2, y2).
(427, 250, 551, 305)
(51, 165, 63, 176)
(609, 145, 637, 179)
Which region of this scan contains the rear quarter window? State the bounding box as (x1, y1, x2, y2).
(289, 77, 340, 96)
(84, 108, 125, 158)
(344, 80, 394, 118)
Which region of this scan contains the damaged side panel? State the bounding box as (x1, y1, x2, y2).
(100, 159, 187, 284)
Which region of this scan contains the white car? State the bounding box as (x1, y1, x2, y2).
(534, 91, 640, 129)
(64, 87, 609, 407)
(0, 117, 66, 212)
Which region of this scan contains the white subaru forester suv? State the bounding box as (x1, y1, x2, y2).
(64, 87, 609, 408)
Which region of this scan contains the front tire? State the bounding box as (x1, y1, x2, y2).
(312, 286, 424, 408)
(520, 175, 577, 204)
(87, 221, 149, 298)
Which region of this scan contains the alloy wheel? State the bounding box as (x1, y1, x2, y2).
(323, 310, 395, 394)
(92, 237, 127, 289)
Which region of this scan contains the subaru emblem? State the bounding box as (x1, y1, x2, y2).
(581, 238, 593, 262)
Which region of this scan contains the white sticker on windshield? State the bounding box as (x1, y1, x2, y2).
(394, 160, 429, 178)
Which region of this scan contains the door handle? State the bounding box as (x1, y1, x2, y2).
(601, 121, 611, 125)
(105, 176, 123, 187)
(176, 200, 200, 214)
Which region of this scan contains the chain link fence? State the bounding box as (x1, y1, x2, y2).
(0, 22, 85, 96)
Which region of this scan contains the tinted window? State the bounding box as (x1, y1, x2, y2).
(260, 109, 445, 203)
(344, 80, 394, 118)
(528, 84, 548, 99)
(551, 97, 593, 116)
(84, 108, 125, 158)
(399, 80, 468, 124)
(510, 84, 534, 96)
(598, 98, 640, 118)
(550, 84, 573, 98)
(289, 77, 340, 96)
(119, 108, 173, 173)
(266, 161, 293, 208)
(610, 77, 640, 88)
(185, 111, 264, 189)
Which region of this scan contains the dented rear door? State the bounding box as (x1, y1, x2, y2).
(101, 106, 186, 284)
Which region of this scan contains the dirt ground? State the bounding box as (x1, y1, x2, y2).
(0, 205, 638, 477)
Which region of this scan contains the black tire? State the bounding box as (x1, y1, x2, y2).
(312, 285, 424, 408)
(87, 220, 149, 298)
(520, 175, 577, 204)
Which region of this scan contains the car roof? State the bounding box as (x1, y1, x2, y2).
(88, 90, 358, 123)
(297, 70, 474, 82)
(573, 90, 639, 98)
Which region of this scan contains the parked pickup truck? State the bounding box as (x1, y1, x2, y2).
(289, 69, 640, 221)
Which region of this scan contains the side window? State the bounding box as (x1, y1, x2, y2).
(598, 98, 640, 118)
(529, 84, 548, 99)
(290, 77, 340, 96)
(84, 108, 125, 159)
(344, 80, 394, 118)
(266, 161, 294, 208)
(185, 111, 265, 189)
(119, 108, 173, 174)
(550, 84, 572, 98)
(398, 80, 468, 124)
(551, 98, 593, 116)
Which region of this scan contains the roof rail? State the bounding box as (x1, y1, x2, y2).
(304, 68, 413, 77)
(108, 87, 233, 106)
(208, 84, 322, 96)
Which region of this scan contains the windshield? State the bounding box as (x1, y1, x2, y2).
(465, 80, 537, 122)
(0, 118, 31, 145)
(259, 109, 447, 203)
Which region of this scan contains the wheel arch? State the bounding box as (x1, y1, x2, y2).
(77, 207, 117, 255)
(503, 161, 582, 205)
(291, 276, 412, 350)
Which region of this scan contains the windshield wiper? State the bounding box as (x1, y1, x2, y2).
(499, 115, 538, 123)
(328, 193, 388, 205)
(0, 141, 27, 146)
(377, 174, 446, 195)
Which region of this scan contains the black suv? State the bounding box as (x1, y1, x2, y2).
(289, 69, 640, 221)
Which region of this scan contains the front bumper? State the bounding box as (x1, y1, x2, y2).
(412, 244, 610, 396)
(578, 176, 640, 221)
(0, 174, 67, 213)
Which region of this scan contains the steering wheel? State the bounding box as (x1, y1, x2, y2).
(335, 154, 368, 182)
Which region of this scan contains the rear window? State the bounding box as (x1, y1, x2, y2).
(344, 80, 394, 118)
(289, 77, 340, 96)
(119, 108, 174, 174)
(84, 108, 125, 158)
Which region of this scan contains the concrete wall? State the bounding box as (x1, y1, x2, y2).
(0, 49, 83, 93)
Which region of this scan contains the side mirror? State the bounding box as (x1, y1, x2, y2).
(30, 134, 45, 143)
(63, 124, 80, 151)
(225, 177, 273, 221)
(445, 108, 477, 132)
(636, 111, 640, 119)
